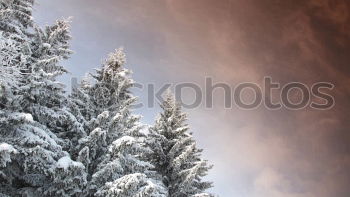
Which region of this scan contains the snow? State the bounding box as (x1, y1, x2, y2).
(23, 113, 33, 122)
(139, 124, 150, 135)
(96, 173, 167, 197)
(112, 136, 135, 147)
(11, 113, 34, 122)
(91, 127, 102, 135)
(56, 156, 72, 169)
(112, 113, 122, 122)
(56, 156, 84, 170)
(42, 43, 51, 48)
(0, 143, 17, 168)
(98, 111, 109, 119)
(0, 143, 17, 153)
(193, 193, 212, 197)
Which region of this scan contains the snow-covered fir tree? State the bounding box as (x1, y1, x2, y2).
(148, 93, 213, 197)
(70, 49, 167, 196)
(0, 0, 86, 196)
(23, 18, 85, 151)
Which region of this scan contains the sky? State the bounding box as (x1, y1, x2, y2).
(33, 0, 350, 196)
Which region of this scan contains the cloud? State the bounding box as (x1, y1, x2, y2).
(253, 168, 312, 197)
(309, 0, 350, 32)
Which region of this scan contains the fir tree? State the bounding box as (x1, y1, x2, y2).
(0, 0, 86, 196)
(71, 49, 167, 196)
(70, 49, 132, 181)
(23, 18, 85, 150)
(148, 93, 213, 197)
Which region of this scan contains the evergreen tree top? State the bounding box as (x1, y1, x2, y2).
(154, 93, 189, 138)
(105, 48, 126, 71)
(149, 92, 213, 197)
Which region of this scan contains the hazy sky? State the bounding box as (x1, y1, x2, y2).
(34, 0, 350, 196)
